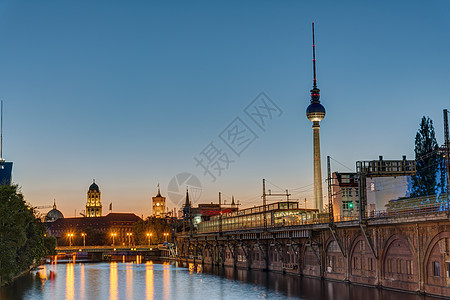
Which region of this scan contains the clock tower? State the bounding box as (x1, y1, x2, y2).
(152, 185, 166, 218)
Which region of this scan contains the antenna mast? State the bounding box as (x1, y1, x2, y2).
(312, 22, 317, 89)
(444, 109, 449, 208)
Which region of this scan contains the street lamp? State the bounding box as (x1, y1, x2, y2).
(126, 233, 133, 246)
(146, 233, 152, 246)
(67, 233, 74, 247)
(111, 233, 117, 246)
(81, 233, 86, 247)
(164, 233, 169, 242)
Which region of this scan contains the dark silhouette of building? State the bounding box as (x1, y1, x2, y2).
(46, 213, 141, 246)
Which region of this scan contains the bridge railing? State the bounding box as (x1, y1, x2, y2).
(56, 245, 159, 251)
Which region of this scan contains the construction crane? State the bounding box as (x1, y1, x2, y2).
(34, 205, 52, 210)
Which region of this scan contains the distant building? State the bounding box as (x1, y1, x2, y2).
(86, 180, 102, 217)
(152, 186, 166, 218)
(331, 172, 360, 221)
(366, 176, 411, 213)
(45, 200, 64, 222)
(0, 161, 13, 185)
(46, 213, 142, 246)
(331, 172, 412, 220)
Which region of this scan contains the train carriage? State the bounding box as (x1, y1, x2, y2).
(197, 201, 319, 233)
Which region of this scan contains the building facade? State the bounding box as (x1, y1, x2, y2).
(331, 172, 360, 221)
(46, 213, 142, 246)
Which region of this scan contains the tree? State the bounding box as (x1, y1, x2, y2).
(411, 116, 441, 197)
(133, 217, 172, 245)
(0, 185, 54, 286)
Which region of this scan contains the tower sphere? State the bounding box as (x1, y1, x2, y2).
(306, 102, 326, 122)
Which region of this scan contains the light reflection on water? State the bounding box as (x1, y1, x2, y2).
(146, 261, 154, 300)
(110, 262, 118, 300)
(0, 261, 442, 300)
(65, 263, 74, 300)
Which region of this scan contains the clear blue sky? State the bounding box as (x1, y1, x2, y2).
(0, 0, 449, 217)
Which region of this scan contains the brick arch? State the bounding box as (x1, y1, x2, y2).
(301, 243, 320, 277)
(348, 235, 363, 258)
(380, 233, 418, 291)
(423, 231, 450, 296)
(324, 237, 345, 277)
(348, 235, 376, 283)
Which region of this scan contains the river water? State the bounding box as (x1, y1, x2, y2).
(0, 260, 441, 300)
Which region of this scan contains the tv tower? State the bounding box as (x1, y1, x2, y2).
(306, 22, 325, 212)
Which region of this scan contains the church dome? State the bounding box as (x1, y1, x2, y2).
(89, 180, 100, 192)
(45, 202, 64, 222)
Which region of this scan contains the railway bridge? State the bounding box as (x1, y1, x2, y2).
(176, 204, 450, 298)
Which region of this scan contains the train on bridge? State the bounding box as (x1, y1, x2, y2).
(197, 201, 319, 233)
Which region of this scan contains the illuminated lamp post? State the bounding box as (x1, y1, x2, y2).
(147, 233, 152, 247)
(164, 233, 169, 242)
(126, 233, 133, 246)
(67, 233, 74, 247)
(111, 233, 117, 246)
(81, 233, 86, 247)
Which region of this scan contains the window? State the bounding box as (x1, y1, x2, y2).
(387, 259, 393, 273)
(343, 201, 353, 210)
(407, 260, 413, 275)
(433, 261, 440, 277)
(342, 175, 350, 183)
(342, 188, 352, 197)
(338, 257, 344, 268)
(397, 260, 402, 274)
(368, 257, 373, 271)
(353, 257, 360, 270)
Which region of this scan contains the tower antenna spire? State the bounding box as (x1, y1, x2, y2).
(312, 22, 317, 89)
